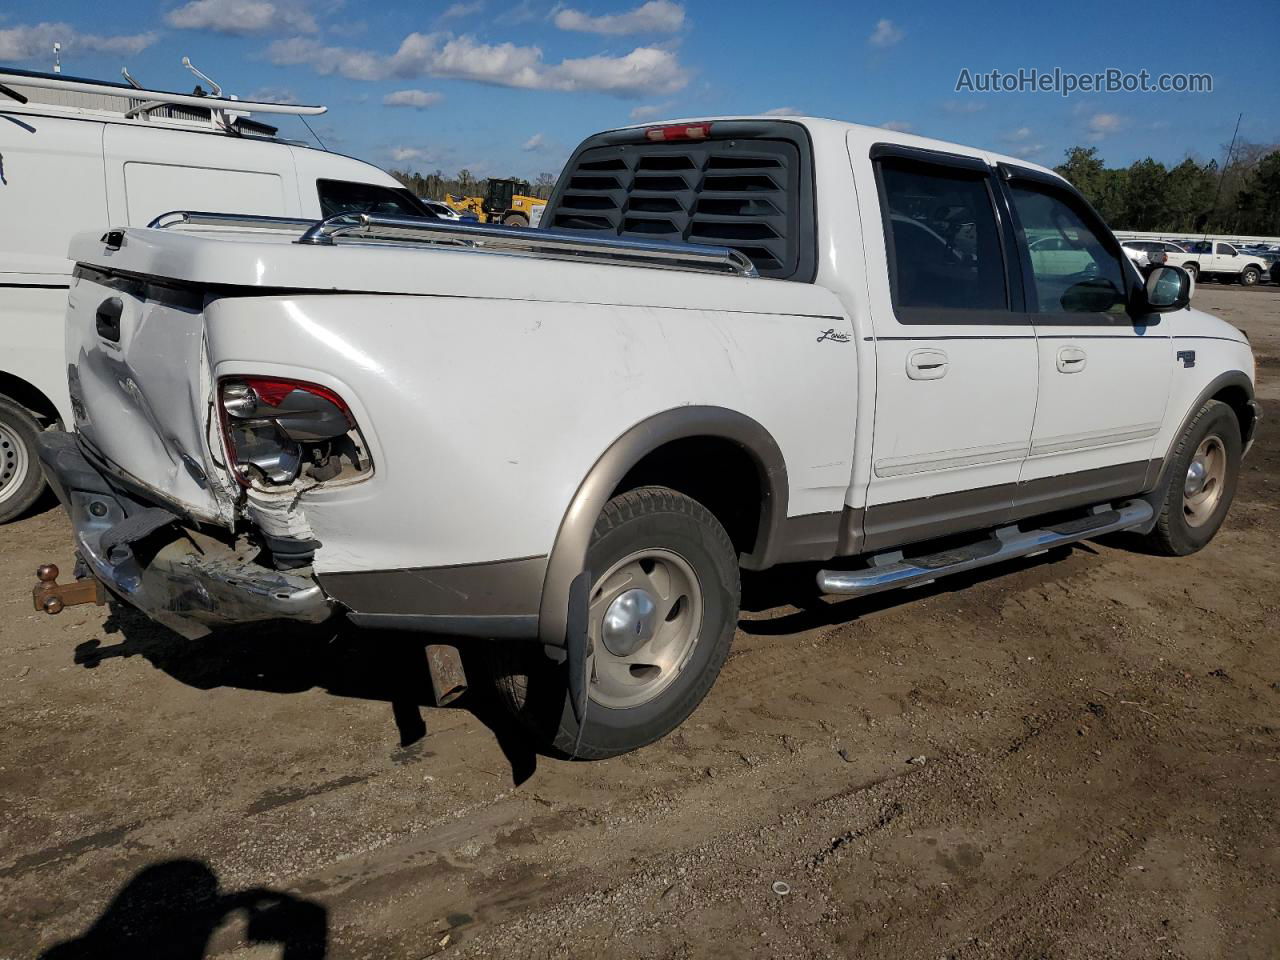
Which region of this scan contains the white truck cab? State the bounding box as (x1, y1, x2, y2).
(37, 116, 1259, 759)
(0, 66, 430, 521)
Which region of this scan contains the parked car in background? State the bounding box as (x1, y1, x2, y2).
(1165, 241, 1268, 285)
(420, 199, 465, 221)
(1121, 240, 1168, 272)
(0, 65, 419, 522)
(37, 116, 1258, 758)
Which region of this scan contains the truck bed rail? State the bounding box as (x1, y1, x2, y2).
(148, 210, 760, 278)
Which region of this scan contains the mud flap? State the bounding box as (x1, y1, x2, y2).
(565, 569, 592, 757)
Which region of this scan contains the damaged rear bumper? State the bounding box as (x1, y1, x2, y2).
(37, 432, 332, 639)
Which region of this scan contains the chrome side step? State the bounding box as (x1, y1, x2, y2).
(816, 499, 1153, 597)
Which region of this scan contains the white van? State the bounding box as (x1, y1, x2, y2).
(0, 66, 433, 521)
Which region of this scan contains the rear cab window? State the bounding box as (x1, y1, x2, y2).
(545, 120, 817, 281)
(317, 179, 433, 219)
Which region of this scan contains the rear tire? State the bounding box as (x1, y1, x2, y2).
(0, 396, 47, 524)
(503, 214, 529, 228)
(488, 486, 740, 759)
(1240, 266, 1260, 286)
(1183, 263, 1199, 282)
(1142, 399, 1241, 556)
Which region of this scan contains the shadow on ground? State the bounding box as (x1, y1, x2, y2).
(73, 609, 541, 785)
(38, 859, 327, 959)
(67, 537, 1118, 785)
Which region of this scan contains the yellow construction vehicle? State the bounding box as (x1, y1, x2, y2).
(443, 178, 546, 226)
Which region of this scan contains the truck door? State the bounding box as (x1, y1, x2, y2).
(999, 169, 1172, 510)
(1214, 242, 1237, 274)
(860, 145, 1037, 550)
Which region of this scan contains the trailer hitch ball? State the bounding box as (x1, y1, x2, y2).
(32, 562, 106, 614)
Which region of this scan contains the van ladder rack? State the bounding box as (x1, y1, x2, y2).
(150, 211, 760, 278)
(0, 70, 326, 117)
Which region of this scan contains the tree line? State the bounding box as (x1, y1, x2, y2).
(1055, 141, 1280, 236)
(389, 169, 559, 202)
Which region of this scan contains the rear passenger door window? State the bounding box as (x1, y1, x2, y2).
(878, 161, 1009, 321)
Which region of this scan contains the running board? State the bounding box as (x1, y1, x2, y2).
(816, 499, 1153, 597)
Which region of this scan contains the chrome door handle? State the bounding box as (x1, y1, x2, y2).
(1056, 346, 1087, 373)
(906, 348, 948, 380)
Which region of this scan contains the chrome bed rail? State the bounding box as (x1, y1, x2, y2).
(148, 211, 323, 231)
(148, 210, 760, 278)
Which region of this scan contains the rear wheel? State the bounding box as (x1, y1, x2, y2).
(489, 486, 740, 759)
(1143, 399, 1241, 556)
(1183, 263, 1199, 282)
(0, 396, 47, 524)
(1240, 266, 1261, 286)
(503, 213, 529, 228)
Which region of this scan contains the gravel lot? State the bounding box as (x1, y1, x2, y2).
(1, 285, 1277, 959)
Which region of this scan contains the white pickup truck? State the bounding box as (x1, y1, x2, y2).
(37, 118, 1259, 758)
(1167, 240, 1270, 285)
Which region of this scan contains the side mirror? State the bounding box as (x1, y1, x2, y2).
(1142, 264, 1191, 312)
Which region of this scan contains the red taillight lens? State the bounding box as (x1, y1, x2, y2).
(644, 122, 711, 142)
(218, 377, 371, 488)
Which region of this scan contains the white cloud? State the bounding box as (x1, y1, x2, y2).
(553, 0, 685, 35)
(868, 18, 904, 48)
(629, 102, 668, 120)
(541, 46, 687, 95)
(270, 31, 689, 96)
(879, 120, 913, 132)
(166, 0, 318, 35)
(762, 106, 801, 116)
(1002, 126, 1033, 143)
(267, 36, 390, 80)
(247, 86, 300, 104)
(389, 146, 431, 164)
(0, 21, 156, 60)
(522, 132, 546, 150)
(383, 88, 444, 109)
(1087, 112, 1124, 140)
(943, 99, 984, 114)
(1009, 143, 1045, 159)
(442, 1, 485, 18)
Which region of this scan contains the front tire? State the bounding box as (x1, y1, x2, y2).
(502, 214, 529, 228)
(1240, 266, 1261, 286)
(0, 397, 47, 524)
(489, 486, 740, 759)
(1143, 399, 1241, 556)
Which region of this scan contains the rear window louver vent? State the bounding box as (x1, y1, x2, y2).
(548, 137, 804, 279)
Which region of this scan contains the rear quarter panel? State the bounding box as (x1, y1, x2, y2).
(204, 278, 857, 575)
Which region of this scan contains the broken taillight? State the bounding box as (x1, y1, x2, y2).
(218, 377, 372, 488)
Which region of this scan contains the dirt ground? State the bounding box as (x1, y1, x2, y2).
(1, 285, 1277, 960)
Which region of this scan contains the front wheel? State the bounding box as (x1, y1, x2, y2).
(488, 486, 740, 759)
(502, 214, 529, 228)
(0, 396, 47, 524)
(1240, 266, 1261, 286)
(1142, 399, 1241, 556)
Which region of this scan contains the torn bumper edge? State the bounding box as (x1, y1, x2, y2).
(36, 431, 332, 640)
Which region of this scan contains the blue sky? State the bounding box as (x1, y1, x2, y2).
(2, 1, 1274, 181)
